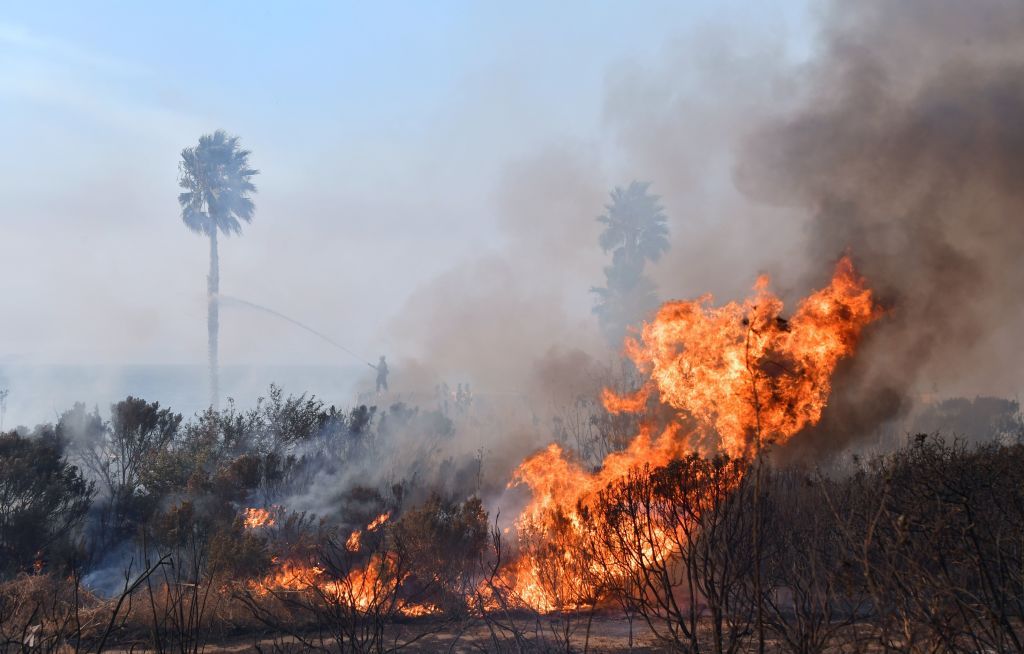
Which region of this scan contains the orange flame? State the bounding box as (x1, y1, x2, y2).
(367, 512, 390, 532)
(345, 512, 389, 553)
(246, 554, 438, 616)
(346, 530, 362, 552)
(243, 507, 276, 529)
(248, 561, 324, 595)
(505, 257, 880, 610)
(619, 256, 877, 456)
(245, 510, 436, 616)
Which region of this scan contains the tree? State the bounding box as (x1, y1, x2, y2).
(178, 130, 259, 409)
(78, 397, 181, 542)
(0, 430, 94, 577)
(391, 494, 488, 612)
(591, 181, 669, 345)
(597, 181, 669, 268)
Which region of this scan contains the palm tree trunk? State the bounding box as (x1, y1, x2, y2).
(207, 230, 219, 410)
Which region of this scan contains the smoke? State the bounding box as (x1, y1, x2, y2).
(735, 0, 1024, 456)
(377, 19, 809, 477)
(380, 145, 618, 480)
(387, 1, 1024, 462)
(387, 143, 609, 390)
(601, 23, 810, 305)
(12, 2, 1022, 484)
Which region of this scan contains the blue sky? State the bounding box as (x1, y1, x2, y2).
(0, 3, 811, 133)
(0, 1, 814, 371)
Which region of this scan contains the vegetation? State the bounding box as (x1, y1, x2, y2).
(0, 430, 93, 578)
(1, 388, 1022, 652)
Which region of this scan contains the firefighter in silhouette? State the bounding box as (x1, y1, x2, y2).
(371, 355, 389, 393)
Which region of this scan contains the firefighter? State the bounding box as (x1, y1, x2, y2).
(371, 355, 389, 393)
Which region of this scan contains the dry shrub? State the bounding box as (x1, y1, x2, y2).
(0, 573, 108, 651)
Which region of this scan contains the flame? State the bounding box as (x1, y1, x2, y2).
(243, 507, 276, 529)
(504, 257, 880, 611)
(246, 554, 437, 616)
(245, 510, 435, 616)
(346, 530, 362, 552)
(367, 512, 390, 532)
(345, 513, 389, 553)
(399, 602, 442, 617)
(618, 255, 879, 457)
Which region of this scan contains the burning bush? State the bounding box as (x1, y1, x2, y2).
(236, 496, 468, 652)
(589, 455, 756, 652)
(502, 257, 879, 615)
(391, 494, 488, 613)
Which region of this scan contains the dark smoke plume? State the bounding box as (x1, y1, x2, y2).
(736, 0, 1024, 456)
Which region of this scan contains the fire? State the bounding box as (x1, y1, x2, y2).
(247, 554, 438, 616)
(367, 511, 390, 531)
(241, 258, 879, 618)
(243, 507, 276, 529)
(505, 257, 880, 610)
(346, 513, 389, 552)
(249, 561, 324, 595)
(399, 602, 442, 617)
(346, 529, 362, 552)
(610, 255, 878, 456)
(245, 510, 438, 616)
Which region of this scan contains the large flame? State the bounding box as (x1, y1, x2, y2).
(610, 254, 878, 456)
(505, 256, 880, 610)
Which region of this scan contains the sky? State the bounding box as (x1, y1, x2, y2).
(0, 1, 814, 371)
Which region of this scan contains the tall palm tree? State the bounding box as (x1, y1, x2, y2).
(178, 130, 258, 409)
(597, 181, 669, 269)
(592, 181, 669, 345)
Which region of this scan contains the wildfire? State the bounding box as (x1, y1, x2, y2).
(346, 530, 362, 552)
(609, 255, 879, 457)
(245, 510, 437, 615)
(504, 256, 880, 611)
(249, 560, 325, 595)
(345, 513, 390, 553)
(240, 258, 880, 618)
(367, 511, 390, 531)
(243, 507, 276, 529)
(246, 554, 438, 617)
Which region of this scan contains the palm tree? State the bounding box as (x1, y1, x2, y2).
(178, 130, 258, 409)
(592, 181, 669, 345)
(597, 181, 669, 270)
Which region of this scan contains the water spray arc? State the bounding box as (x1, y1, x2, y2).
(219, 295, 376, 367)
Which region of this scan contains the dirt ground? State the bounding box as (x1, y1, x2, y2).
(188, 614, 672, 653)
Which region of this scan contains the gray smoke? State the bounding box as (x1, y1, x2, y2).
(390, 1, 1024, 463)
(736, 0, 1024, 456)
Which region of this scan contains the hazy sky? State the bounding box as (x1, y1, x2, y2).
(0, 2, 813, 367)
